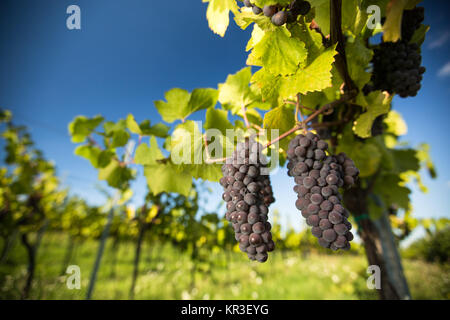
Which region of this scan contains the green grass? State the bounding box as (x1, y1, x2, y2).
(0, 233, 448, 300)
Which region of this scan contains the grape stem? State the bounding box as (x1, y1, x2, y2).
(295, 94, 308, 134)
(310, 19, 330, 48)
(264, 93, 354, 149)
(202, 134, 228, 164)
(241, 104, 251, 129)
(88, 135, 101, 149)
(202, 93, 354, 163)
(284, 99, 315, 112)
(202, 134, 214, 164)
(251, 123, 264, 133)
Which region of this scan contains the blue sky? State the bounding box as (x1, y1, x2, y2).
(1, 1, 449, 241)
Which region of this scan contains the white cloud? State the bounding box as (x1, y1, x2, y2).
(428, 31, 450, 49)
(437, 61, 450, 78)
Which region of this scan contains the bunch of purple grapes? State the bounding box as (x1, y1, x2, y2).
(243, 0, 311, 26)
(287, 132, 358, 250)
(364, 6, 426, 98)
(370, 41, 425, 98)
(220, 137, 275, 262)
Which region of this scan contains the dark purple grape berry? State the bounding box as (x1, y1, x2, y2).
(263, 5, 278, 17)
(271, 11, 288, 26)
(252, 6, 263, 15)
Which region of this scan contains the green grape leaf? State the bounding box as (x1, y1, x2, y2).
(246, 24, 265, 51)
(204, 108, 233, 136)
(188, 163, 223, 182)
(310, 0, 330, 35)
(280, 46, 337, 98)
(251, 27, 307, 76)
(383, 0, 409, 42)
(234, 7, 275, 31)
(300, 91, 328, 109)
(253, 0, 291, 7)
(74, 145, 101, 168)
(353, 91, 392, 138)
(154, 88, 191, 123)
(391, 149, 420, 173)
(346, 37, 373, 90)
(111, 129, 130, 148)
(98, 150, 115, 168)
(144, 162, 192, 197)
(138, 120, 152, 134)
(353, 142, 382, 177)
(341, 0, 357, 34)
(218, 67, 253, 111)
(373, 173, 411, 210)
(98, 160, 133, 189)
(371, 136, 395, 171)
(188, 88, 219, 112)
(340, 0, 370, 36)
(170, 120, 224, 182)
(118, 188, 133, 205)
(203, 0, 239, 37)
(263, 104, 295, 151)
(384, 110, 407, 136)
(337, 127, 382, 177)
(251, 68, 283, 108)
(0, 109, 12, 122)
(288, 19, 323, 64)
(170, 121, 203, 165)
(134, 136, 164, 165)
(368, 194, 386, 220)
(410, 24, 429, 46)
(138, 120, 170, 137)
(416, 143, 437, 178)
(147, 123, 171, 138)
(69, 115, 104, 143)
(126, 114, 142, 135)
(104, 119, 127, 136)
(155, 88, 218, 123)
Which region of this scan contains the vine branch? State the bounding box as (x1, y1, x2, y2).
(241, 105, 251, 129)
(264, 93, 353, 149)
(295, 94, 307, 134)
(330, 0, 357, 95)
(202, 93, 354, 163)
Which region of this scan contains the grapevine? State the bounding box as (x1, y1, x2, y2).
(0, 0, 440, 302)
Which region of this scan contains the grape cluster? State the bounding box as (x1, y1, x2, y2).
(220, 137, 275, 262)
(401, 7, 424, 42)
(371, 41, 425, 98)
(244, 0, 311, 27)
(287, 132, 357, 251)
